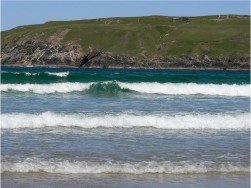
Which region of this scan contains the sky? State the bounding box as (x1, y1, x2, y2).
(1, 1, 250, 31)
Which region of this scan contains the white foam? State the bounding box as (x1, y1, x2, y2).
(2, 159, 248, 174)
(119, 82, 251, 97)
(25, 72, 38, 76)
(2, 71, 69, 77)
(1, 112, 249, 129)
(46, 71, 69, 77)
(1, 83, 91, 94)
(1, 82, 250, 96)
(1, 72, 38, 76)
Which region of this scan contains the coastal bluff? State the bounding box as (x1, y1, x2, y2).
(1, 15, 250, 69)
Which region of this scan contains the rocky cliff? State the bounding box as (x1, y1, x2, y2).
(2, 37, 249, 69)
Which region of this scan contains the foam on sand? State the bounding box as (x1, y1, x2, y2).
(2, 159, 248, 174)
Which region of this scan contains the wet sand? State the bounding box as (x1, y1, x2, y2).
(2, 173, 250, 188)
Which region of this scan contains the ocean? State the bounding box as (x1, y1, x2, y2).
(1, 67, 250, 188)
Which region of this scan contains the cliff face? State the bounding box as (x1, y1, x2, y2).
(1, 30, 83, 67)
(2, 37, 249, 69)
(1, 15, 250, 69)
(87, 54, 250, 69)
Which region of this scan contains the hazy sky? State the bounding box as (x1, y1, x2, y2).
(1, 1, 250, 31)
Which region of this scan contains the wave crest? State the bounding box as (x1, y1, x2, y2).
(46, 72, 69, 77)
(1, 112, 249, 129)
(1, 82, 250, 96)
(1, 82, 91, 94)
(87, 81, 131, 95)
(2, 71, 69, 78)
(119, 82, 250, 97)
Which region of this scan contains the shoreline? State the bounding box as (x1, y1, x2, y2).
(2, 172, 250, 188)
(2, 64, 250, 71)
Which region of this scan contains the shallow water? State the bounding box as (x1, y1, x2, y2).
(1, 67, 250, 187)
(2, 173, 250, 188)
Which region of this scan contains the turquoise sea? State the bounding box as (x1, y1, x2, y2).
(1, 67, 250, 187)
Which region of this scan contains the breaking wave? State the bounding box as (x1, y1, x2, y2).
(46, 72, 69, 77)
(1, 112, 249, 129)
(2, 71, 69, 78)
(2, 159, 248, 174)
(1, 82, 91, 94)
(1, 82, 250, 96)
(118, 82, 250, 97)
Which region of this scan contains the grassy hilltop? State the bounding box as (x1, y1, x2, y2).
(1, 15, 250, 69)
(2, 15, 250, 56)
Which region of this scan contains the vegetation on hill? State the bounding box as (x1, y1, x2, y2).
(2, 15, 250, 57)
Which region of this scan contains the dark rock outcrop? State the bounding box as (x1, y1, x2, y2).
(79, 50, 102, 67)
(82, 53, 250, 69)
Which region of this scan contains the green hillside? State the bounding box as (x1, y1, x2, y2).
(2, 15, 250, 57)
